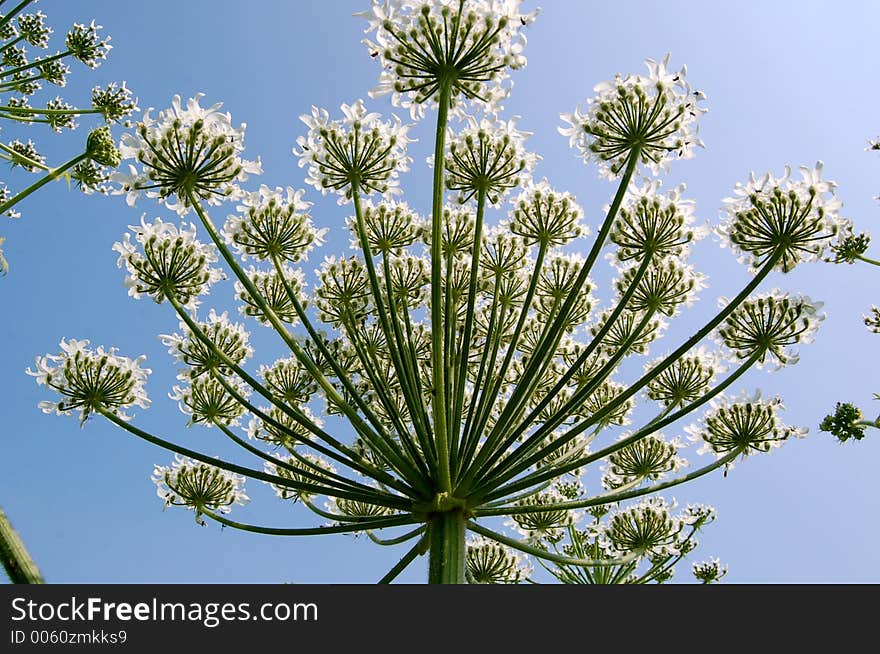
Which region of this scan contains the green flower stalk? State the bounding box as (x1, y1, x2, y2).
(0, 0, 137, 274)
(29, 0, 857, 584)
(0, 507, 44, 584)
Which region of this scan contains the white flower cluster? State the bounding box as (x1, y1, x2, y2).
(223, 185, 326, 263)
(509, 180, 586, 247)
(293, 99, 413, 203)
(611, 179, 705, 264)
(692, 557, 728, 583)
(235, 264, 307, 326)
(644, 346, 724, 408)
(715, 289, 824, 369)
(360, 0, 538, 118)
(113, 216, 224, 309)
(506, 489, 579, 543)
(153, 454, 249, 522)
(444, 116, 538, 206)
(604, 496, 683, 558)
(346, 199, 424, 255)
(27, 338, 151, 422)
(717, 162, 848, 272)
(159, 309, 254, 380)
(115, 94, 262, 215)
(686, 391, 808, 461)
(465, 535, 533, 583)
(559, 54, 706, 179)
(169, 375, 249, 427)
(602, 432, 688, 490)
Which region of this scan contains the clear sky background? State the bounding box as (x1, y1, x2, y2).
(2, 0, 879, 584)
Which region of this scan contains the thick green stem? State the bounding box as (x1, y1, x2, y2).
(0, 507, 43, 584)
(427, 509, 467, 584)
(431, 81, 454, 493)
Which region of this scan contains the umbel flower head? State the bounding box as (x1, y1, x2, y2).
(717, 162, 848, 273)
(465, 536, 532, 584)
(611, 180, 703, 263)
(560, 54, 707, 179)
(616, 257, 706, 317)
(65, 20, 112, 69)
(153, 455, 249, 524)
(348, 199, 423, 255)
(91, 81, 139, 124)
(645, 347, 722, 408)
(315, 256, 372, 327)
(507, 490, 575, 543)
(827, 228, 870, 265)
(223, 185, 326, 263)
(360, 0, 539, 117)
(160, 309, 253, 380)
(116, 94, 262, 214)
(605, 497, 683, 557)
(509, 180, 585, 247)
(236, 265, 307, 326)
(716, 290, 823, 368)
(692, 557, 728, 584)
(865, 307, 880, 334)
(27, 338, 150, 424)
(687, 392, 807, 459)
(25, 4, 842, 585)
(16, 10, 51, 48)
(259, 357, 318, 406)
(293, 99, 413, 202)
(444, 116, 538, 205)
(603, 432, 687, 489)
(170, 375, 249, 427)
(113, 216, 224, 309)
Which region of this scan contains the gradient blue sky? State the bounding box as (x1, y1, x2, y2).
(2, 0, 879, 583)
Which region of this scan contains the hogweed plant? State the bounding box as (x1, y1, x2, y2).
(29, 0, 851, 584)
(820, 135, 880, 444)
(0, 0, 136, 275)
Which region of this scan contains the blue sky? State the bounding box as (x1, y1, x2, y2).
(2, 0, 879, 583)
